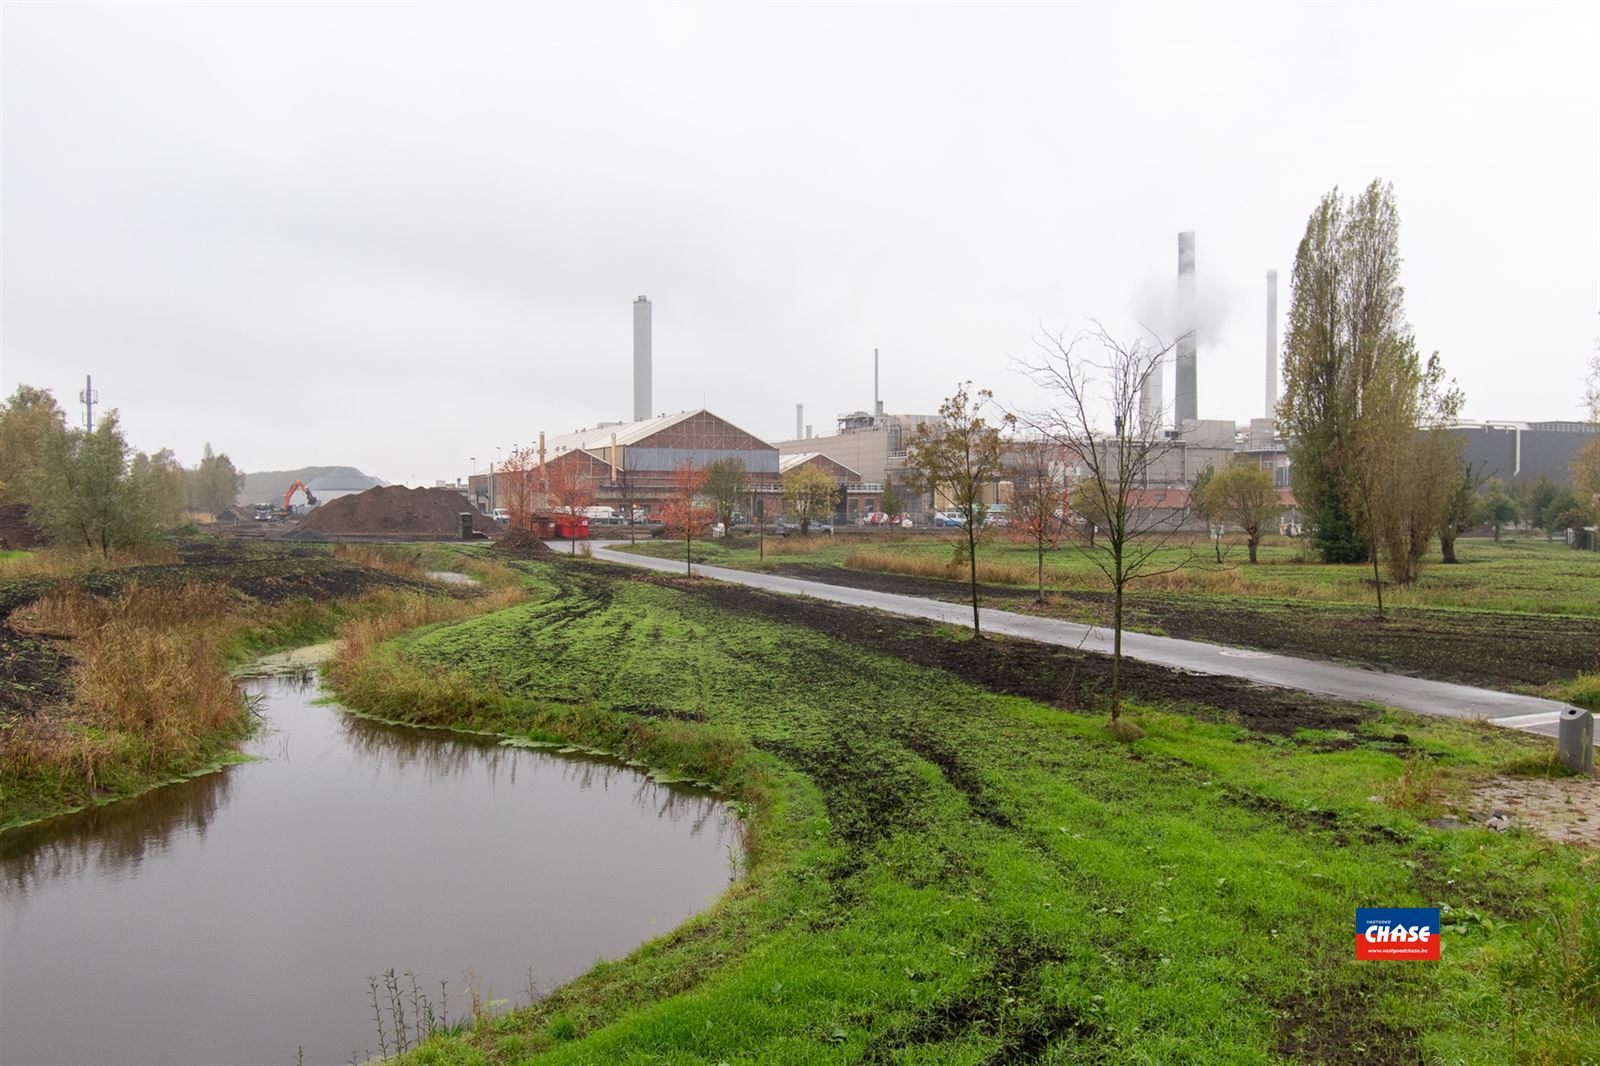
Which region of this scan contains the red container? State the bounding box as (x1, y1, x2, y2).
(552, 513, 590, 539)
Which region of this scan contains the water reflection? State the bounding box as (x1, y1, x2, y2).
(1, 667, 740, 1066)
(2, 764, 236, 898)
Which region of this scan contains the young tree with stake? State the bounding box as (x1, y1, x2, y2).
(1018, 323, 1192, 732)
(546, 461, 596, 555)
(1005, 438, 1067, 602)
(703, 457, 747, 533)
(661, 460, 713, 576)
(496, 446, 542, 532)
(904, 383, 1010, 638)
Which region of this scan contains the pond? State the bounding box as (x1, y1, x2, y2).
(1, 664, 740, 1066)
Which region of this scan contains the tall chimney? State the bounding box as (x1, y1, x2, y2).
(1264, 270, 1279, 419)
(633, 296, 652, 422)
(1174, 231, 1197, 427)
(796, 403, 804, 440)
(806, 424, 813, 439)
(874, 348, 883, 417)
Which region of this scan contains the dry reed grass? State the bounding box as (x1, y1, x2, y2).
(332, 542, 429, 580)
(763, 536, 836, 557)
(0, 545, 180, 580)
(2, 556, 525, 819)
(5, 581, 245, 793)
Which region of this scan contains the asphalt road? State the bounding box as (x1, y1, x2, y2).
(589, 542, 1594, 746)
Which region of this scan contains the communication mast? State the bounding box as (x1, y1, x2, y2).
(78, 374, 99, 432)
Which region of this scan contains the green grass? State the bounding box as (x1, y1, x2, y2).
(330, 560, 1600, 1064)
(621, 534, 1600, 617)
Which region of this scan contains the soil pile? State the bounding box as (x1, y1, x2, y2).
(293, 486, 490, 538)
(492, 528, 555, 557)
(0, 504, 46, 550)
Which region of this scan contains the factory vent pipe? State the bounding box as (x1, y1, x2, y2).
(874, 348, 884, 417)
(1265, 270, 1279, 418)
(1174, 231, 1197, 427)
(633, 296, 652, 422)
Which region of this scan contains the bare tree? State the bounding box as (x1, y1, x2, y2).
(1018, 323, 1193, 731)
(1585, 345, 1600, 422)
(614, 464, 639, 544)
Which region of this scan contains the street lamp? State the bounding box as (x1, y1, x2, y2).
(491, 445, 501, 514)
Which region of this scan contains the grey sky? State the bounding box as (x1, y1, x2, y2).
(4, 1, 1597, 483)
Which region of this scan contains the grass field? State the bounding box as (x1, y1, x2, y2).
(329, 559, 1599, 1065)
(620, 534, 1600, 617)
(615, 535, 1600, 693)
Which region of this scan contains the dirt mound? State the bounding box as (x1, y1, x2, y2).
(0, 504, 46, 550)
(293, 486, 490, 538)
(492, 527, 555, 557)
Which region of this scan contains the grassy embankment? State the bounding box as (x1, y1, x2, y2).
(617, 535, 1600, 697)
(0, 539, 522, 829)
(619, 534, 1600, 615)
(329, 558, 1598, 1064)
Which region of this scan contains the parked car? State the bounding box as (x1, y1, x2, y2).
(778, 520, 834, 535)
(933, 510, 968, 527)
(492, 508, 510, 525)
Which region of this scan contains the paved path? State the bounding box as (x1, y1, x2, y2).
(589, 543, 1592, 745)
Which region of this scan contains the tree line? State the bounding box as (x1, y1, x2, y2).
(0, 384, 244, 555)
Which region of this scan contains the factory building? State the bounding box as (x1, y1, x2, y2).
(538, 410, 780, 519)
(1449, 421, 1597, 485)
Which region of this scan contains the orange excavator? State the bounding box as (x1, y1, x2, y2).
(283, 480, 319, 514)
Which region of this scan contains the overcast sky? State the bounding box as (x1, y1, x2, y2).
(4, 1, 1597, 483)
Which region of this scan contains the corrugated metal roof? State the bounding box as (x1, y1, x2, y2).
(779, 452, 862, 478)
(778, 452, 823, 472)
(543, 409, 774, 458)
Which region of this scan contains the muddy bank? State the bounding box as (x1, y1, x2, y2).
(767, 563, 1600, 690)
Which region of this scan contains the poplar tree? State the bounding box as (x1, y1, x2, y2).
(1279, 179, 1461, 592)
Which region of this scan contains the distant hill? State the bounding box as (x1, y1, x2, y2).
(237, 467, 337, 505)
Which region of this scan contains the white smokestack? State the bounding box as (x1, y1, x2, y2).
(1265, 270, 1279, 418)
(796, 403, 803, 439)
(633, 296, 652, 422)
(1174, 231, 1197, 426)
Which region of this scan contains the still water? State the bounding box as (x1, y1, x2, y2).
(1, 668, 739, 1066)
